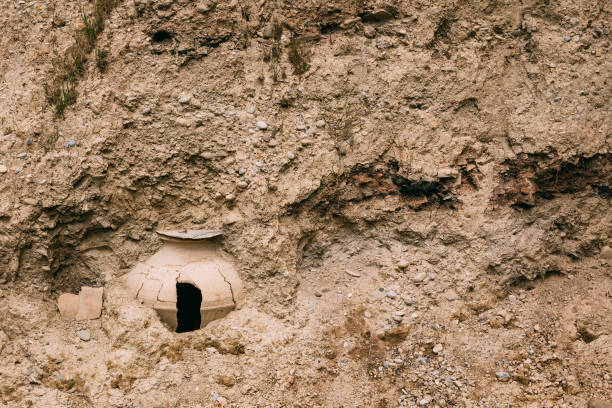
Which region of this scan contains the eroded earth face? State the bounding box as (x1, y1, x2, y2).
(0, 0, 610, 407)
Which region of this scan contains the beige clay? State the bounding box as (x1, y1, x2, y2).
(123, 230, 243, 332)
(57, 286, 104, 320)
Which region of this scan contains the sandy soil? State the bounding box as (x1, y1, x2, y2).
(0, 0, 610, 406)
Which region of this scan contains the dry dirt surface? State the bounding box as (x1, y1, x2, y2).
(0, 0, 611, 407)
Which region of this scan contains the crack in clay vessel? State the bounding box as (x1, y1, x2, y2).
(122, 230, 244, 332)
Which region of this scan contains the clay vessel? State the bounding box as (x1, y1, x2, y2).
(123, 230, 244, 332)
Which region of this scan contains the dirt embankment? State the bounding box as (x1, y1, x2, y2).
(0, 0, 610, 407)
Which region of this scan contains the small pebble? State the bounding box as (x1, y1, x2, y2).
(433, 344, 443, 354)
(446, 291, 459, 301)
(345, 269, 360, 278)
(496, 371, 510, 381)
(403, 297, 416, 305)
(64, 139, 76, 148)
(413, 272, 427, 282)
(256, 121, 268, 130)
(76, 330, 90, 342)
(246, 106, 256, 114)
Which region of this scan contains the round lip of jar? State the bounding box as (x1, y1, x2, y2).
(156, 229, 223, 241)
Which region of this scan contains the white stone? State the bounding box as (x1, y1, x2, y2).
(413, 271, 427, 282)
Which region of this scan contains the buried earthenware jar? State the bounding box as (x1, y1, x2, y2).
(123, 230, 244, 332)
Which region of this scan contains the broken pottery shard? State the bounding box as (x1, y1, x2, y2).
(76, 286, 104, 320)
(123, 229, 244, 332)
(57, 293, 80, 320)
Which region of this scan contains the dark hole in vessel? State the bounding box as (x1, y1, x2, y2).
(176, 283, 202, 333)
